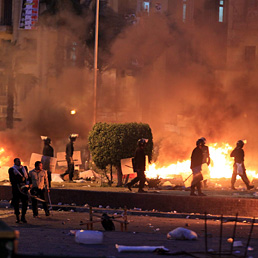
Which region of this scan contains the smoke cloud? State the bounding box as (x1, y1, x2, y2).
(1, 2, 258, 173)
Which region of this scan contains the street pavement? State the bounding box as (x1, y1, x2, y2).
(0, 206, 257, 258)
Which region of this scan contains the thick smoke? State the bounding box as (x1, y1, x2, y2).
(2, 1, 258, 172)
(110, 7, 258, 169)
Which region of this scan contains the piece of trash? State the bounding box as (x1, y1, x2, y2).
(248, 246, 254, 251)
(167, 227, 198, 240)
(208, 249, 214, 252)
(75, 230, 103, 244)
(67, 219, 70, 221)
(234, 250, 241, 254)
(106, 206, 110, 209)
(58, 202, 62, 205)
(115, 244, 169, 253)
(70, 230, 77, 235)
(133, 207, 142, 211)
(227, 238, 233, 243)
(233, 241, 243, 247)
(83, 204, 89, 207)
(186, 216, 190, 219)
(99, 205, 103, 208)
(71, 203, 76, 206)
(155, 228, 160, 232)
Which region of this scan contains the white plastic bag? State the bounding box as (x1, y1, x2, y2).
(167, 227, 198, 240)
(236, 163, 244, 176)
(75, 230, 103, 244)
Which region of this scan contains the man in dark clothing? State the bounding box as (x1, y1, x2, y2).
(126, 138, 148, 193)
(230, 140, 254, 190)
(61, 134, 78, 182)
(190, 139, 206, 196)
(41, 137, 54, 188)
(8, 158, 29, 223)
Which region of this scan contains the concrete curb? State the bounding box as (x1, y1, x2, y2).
(1, 185, 258, 218)
(0, 201, 256, 224)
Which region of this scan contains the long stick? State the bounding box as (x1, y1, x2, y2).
(183, 173, 193, 183)
(244, 217, 255, 258)
(205, 212, 208, 253)
(230, 213, 238, 255)
(47, 190, 52, 210)
(219, 215, 223, 257)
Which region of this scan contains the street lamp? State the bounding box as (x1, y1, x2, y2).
(93, 0, 100, 125)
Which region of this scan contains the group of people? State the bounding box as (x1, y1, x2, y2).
(126, 137, 255, 195)
(9, 158, 50, 223)
(8, 134, 255, 222)
(8, 134, 78, 223)
(190, 138, 254, 196)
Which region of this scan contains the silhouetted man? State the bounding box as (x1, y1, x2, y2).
(8, 158, 29, 223)
(126, 138, 148, 193)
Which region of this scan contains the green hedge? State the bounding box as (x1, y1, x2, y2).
(88, 122, 153, 170)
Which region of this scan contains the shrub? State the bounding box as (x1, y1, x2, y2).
(88, 122, 153, 186)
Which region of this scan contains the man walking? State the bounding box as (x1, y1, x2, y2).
(126, 138, 148, 193)
(190, 139, 206, 196)
(41, 136, 54, 188)
(61, 134, 78, 182)
(230, 140, 254, 190)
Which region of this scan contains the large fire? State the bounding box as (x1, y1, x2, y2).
(146, 143, 257, 182)
(0, 147, 10, 167)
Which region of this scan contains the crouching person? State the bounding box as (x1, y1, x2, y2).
(29, 161, 50, 217)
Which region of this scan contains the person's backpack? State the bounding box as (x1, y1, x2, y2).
(101, 213, 115, 231)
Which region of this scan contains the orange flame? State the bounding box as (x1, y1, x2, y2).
(0, 147, 10, 167)
(146, 143, 257, 182)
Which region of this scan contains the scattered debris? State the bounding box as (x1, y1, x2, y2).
(167, 227, 198, 240)
(227, 238, 233, 243)
(233, 241, 243, 247)
(101, 213, 115, 231)
(116, 244, 169, 253)
(75, 230, 103, 244)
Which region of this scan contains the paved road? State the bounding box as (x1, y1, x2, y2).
(0, 206, 257, 258)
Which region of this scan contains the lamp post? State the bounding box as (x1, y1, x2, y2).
(93, 0, 100, 125)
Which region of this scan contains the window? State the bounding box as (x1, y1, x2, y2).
(0, 0, 12, 26)
(219, 0, 224, 22)
(183, 0, 187, 22)
(143, 1, 150, 14)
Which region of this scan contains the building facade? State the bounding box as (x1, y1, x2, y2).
(0, 0, 257, 130)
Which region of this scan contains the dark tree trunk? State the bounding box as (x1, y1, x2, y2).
(116, 163, 123, 187)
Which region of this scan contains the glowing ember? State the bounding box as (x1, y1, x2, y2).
(70, 109, 76, 115)
(0, 147, 10, 167)
(146, 143, 257, 181)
